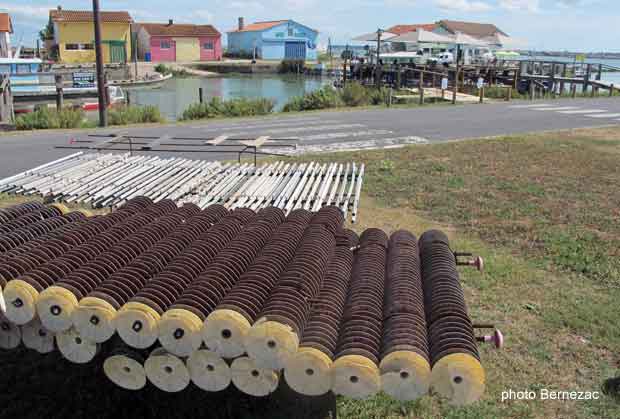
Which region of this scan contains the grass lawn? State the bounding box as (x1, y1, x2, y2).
(2, 126, 620, 418)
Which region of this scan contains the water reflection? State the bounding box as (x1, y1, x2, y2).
(126, 74, 331, 121)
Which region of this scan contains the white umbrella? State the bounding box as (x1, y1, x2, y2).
(352, 31, 398, 42)
(388, 29, 454, 44)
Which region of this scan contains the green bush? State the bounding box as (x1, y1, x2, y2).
(282, 87, 342, 112)
(279, 59, 306, 74)
(154, 64, 190, 77)
(180, 97, 275, 120)
(15, 107, 87, 130)
(340, 82, 369, 106)
(108, 105, 164, 126)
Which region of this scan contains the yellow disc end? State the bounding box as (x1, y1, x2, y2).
(331, 355, 381, 399)
(56, 327, 99, 364)
(380, 351, 431, 401)
(430, 353, 486, 406)
(2, 280, 39, 325)
(187, 348, 232, 392)
(104, 354, 147, 391)
(158, 309, 203, 357)
(21, 317, 55, 354)
(50, 203, 71, 215)
(36, 286, 78, 333)
(203, 309, 251, 359)
(72, 297, 117, 343)
(0, 314, 21, 349)
(244, 319, 299, 371)
(284, 347, 333, 396)
(231, 356, 279, 397)
(144, 347, 191, 393)
(116, 302, 161, 349)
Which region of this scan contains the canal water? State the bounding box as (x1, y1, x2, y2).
(126, 74, 331, 121)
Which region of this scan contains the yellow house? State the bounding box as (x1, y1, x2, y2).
(50, 7, 132, 64)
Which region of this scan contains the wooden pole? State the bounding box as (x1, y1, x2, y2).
(550, 63, 556, 98)
(560, 63, 567, 95)
(419, 71, 424, 105)
(55, 74, 64, 110)
(583, 63, 591, 94)
(375, 30, 382, 88)
(199, 87, 204, 104)
(506, 86, 512, 101)
(452, 44, 460, 105)
(93, 0, 108, 127)
(479, 86, 484, 103)
(610, 84, 614, 97)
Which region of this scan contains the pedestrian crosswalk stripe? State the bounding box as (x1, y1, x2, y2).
(509, 103, 552, 109)
(556, 109, 607, 114)
(531, 106, 580, 111)
(585, 113, 620, 118)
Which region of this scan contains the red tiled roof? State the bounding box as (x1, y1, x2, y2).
(437, 20, 507, 37)
(228, 20, 288, 33)
(387, 24, 436, 35)
(50, 9, 133, 24)
(0, 13, 13, 33)
(140, 23, 220, 37)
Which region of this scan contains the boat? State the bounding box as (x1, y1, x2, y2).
(110, 73, 172, 88)
(13, 85, 126, 114)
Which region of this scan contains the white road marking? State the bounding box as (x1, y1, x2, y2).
(531, 106, 580, 111)
(246, 123, 366, 135)
(270, 136, 428, 155)
(509, 103, 552, 109)
(300, 130, 394, 141)
(188, 118, 331, 131)
(585, 113, 620, 118)
(557, 109, 607, 114)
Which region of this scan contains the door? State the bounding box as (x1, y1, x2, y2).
(174, 38, 200, 62)
(109, 42, 126, 63)
(285, 42, 306, 60)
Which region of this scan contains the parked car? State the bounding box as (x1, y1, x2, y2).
(427, 52, 454, 65)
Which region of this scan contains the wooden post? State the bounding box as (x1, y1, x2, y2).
(452, 45, 460, 105)
(395, 66, 401, 89)
(571, 84, 577, 98)
(199, 87, 204, 104)
(583, 63, 591, 94)
(560, 63, 567, 96)
(610, 84, 614, 97)
(55, 74, 64, 110)
(550, 63, 556, 98)
(529, 80, 534, 100)
(479, 86, 484, 103)
(93, 0, 108, 127)
(419, 71, 425, 105)
(126, 90, 130, 106)
(515, 61, 522, 89)
(506, 86, 512, 101)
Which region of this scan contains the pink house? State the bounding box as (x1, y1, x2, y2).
(136, 20, 222, 62)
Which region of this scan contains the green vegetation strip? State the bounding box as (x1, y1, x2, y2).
(15, 106, 163, 130)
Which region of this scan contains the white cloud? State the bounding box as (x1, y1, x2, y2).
(435, 0, 492, 13)
(0, 3, 50, 18)
(499, 0, 540, 12)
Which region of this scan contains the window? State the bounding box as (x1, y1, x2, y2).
(160, 40, 171, 49)
(288, 28, 294, 36)
(16, 64, 32, 74)
(65, 44, 79, 50)
(275, 32, 284, 38)
(81, 44, 94, 50)
(203, 42, 214, 50)
(0, 65, 11, 74)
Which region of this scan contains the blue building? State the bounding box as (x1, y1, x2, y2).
(227, 18, 318, 61)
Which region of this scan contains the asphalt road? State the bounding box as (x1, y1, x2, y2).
(1, 97, 619, 178)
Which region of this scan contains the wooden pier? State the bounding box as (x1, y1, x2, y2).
(346, 58, 619, 102)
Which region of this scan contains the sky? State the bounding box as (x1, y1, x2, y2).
(1, 0, 619, 52)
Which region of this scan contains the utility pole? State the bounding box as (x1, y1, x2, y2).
(375, 29, 382, 88)
(93, 0, 108, 127)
